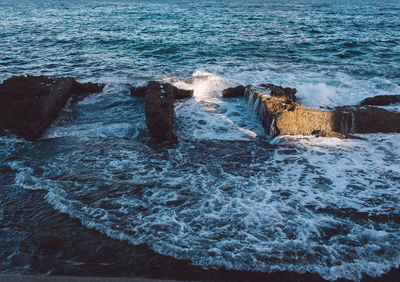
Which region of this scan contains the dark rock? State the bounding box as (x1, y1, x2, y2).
(163, 83, 194, 100)
(0, 75, 104, 140)
(131, 83, 193, 100)
(129, 85, 147, 98)
(0, 75, 75, 140)
(130, 83, 193, 100)
(260, 83, 297, 102)
(246, 87, 400, 138)
(70, 80, 104, 95)
(145, 81, 177, 143)
(222, 85, 246, 98)
(360, 94, 400, 106)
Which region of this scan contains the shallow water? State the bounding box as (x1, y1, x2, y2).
(1, 0, 400, 281)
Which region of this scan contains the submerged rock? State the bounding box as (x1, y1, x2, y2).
(222, 85, 246, 98)
(145, 81, 177, 143)
(0, 75, 104, 140)
(246, 87, 400, 138)
(131, 83, 193, 100)
(360, 94, 400, 106)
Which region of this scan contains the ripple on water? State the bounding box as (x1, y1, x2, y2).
(5, 132, 400, 281)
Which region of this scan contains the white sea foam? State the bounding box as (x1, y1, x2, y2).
(9, 132, 400, 281)
(167, 71, 264, 140)
(210, 66, 400, 108)
(4, 70, 400, 281)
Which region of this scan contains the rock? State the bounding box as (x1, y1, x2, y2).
(0, 75, 75, 140)
(70, 80, 104, 95)
(129, 85, 147, 98)
(145, 81, 177, 143)
(360, 94, 400, 106)
(131, 83, 193, 100)
(222, 85, 246, 98)
(162, 83, 194, 100)
(0, 75, 104, 140)
(259, 83, 297, 102)
(246, 87, 400, 138)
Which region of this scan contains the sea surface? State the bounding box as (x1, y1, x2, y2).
(1, 0, 400, 281)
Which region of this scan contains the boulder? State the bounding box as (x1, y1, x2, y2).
(130, 83, 193, 100)
(129, 85, 147, 98)
(259, 83, 297, 102)
(246, 87, 400, 138)
(163, 83, 194, 100)
(360, 94, 400, 106)
(222, 85, 246, 98)
(144, 81, 177, 143)
(70, 80, 104, 95)
(0, 75, 104, 140)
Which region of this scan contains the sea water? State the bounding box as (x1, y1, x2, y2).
(0, 0, 400, 281)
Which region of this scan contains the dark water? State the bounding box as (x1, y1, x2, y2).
(1, 0, 400, 281)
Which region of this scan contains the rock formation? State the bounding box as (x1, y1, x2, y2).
(131, 83, 193, 100)
(144, 81, 177, 143)
(129, 85, 147, 98)
(259, 83, 297, 102)
(245, 87, 400, 138)
(0, 75, 104, 140)
(222, 85, 246, 98)
(360, 94, 400, 106)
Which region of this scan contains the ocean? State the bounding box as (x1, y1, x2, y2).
(0, 0, 400, 281)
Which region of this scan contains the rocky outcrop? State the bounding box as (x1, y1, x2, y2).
(0, 75, 104, 140)
(360, 94, 400, 106)
(131, 83, 193, 100)
(246, 87, 400, 138)
(163, 83, 194, 100)
(222, 85, 246, 98)
(130, 85, 147, 98)
(145, 81, 177, 143)
(71, 80, 104, 95)
(259, 83, 297, 102)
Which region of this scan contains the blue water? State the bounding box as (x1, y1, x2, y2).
(1, 0, 400, 281)
(1, 0, 399, 104)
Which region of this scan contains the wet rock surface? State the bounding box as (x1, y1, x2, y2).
(70, 80, 104, 96)
(360, 94, 400, 106)
(246, 87, 400, 137)
(144, 81, 177, 143)
(222, 85, 246, 98)
(129, 85, 147, 98)
(131, 83, 193, 100)
(162, 83, 194, 100)
(259, 83, 297, 102)
(0, 76, 104, 140)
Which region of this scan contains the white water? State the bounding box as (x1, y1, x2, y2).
(4, 71, 400, 281)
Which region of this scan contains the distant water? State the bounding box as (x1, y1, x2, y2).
(1, 0, 400, 281)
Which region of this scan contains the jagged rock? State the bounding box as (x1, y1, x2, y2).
(145, 81, 177, 143)
(246, 87, 400, 138)
(259, 83, 297, 102)
(360, 94, 400, 106)
(222, 85, 246, 98)
(130, 83, 193, 100)
(70, 80, 104, 95)
(129, 85, 147, 98)
(0, 75, 104, 140)
(163, 83, 194, 100)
